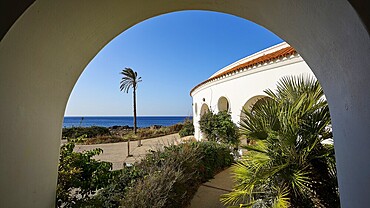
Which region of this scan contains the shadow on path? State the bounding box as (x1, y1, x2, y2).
(189, 168, 233, 208)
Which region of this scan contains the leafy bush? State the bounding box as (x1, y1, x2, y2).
(62, 126, 110, 139)
(122, 164, 185, 208)
(179, 119, 194, 137)
(82, 135, 127, 145)
(56, 136, 114, 207)
(92, 141, 233, 208)
(63, 122, 186, 145)
(199, 111, 240, 146)
(92, 166, 146, 208)
(191, 141, 234, 180)
(137, 124, 181, 140)
(121, 149, 195, 208)
(168, 123, 184, 132)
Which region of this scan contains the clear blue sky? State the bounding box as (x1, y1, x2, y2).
(65, 11, 282, 116)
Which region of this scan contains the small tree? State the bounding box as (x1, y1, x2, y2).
(56, 136, 113, 207)
(199, 111, 239, 146)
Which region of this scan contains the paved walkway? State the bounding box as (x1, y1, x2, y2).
(73, 133, 182, 170)
(189, 168, 233, 208)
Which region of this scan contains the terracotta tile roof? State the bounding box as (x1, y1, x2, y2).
(190, 46, 297, 95)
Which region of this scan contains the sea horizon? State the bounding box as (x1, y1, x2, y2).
(64, 115, 192, 117)
(63, 115, 192, 128)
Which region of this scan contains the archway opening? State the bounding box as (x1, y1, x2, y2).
(240, 95, 268, 120)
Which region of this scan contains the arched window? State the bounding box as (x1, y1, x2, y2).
(217, 96, 230, 112)
(200, 103, 210, 117)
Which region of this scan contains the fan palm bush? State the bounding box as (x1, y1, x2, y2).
(221, 76, 339, 208)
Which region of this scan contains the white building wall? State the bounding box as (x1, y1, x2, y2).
(191, 55, 315, 140)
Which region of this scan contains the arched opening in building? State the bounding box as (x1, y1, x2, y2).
(217, 96, 230, 112)
(240, 95, 268, 120)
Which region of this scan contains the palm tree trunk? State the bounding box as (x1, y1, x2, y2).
(133, 87, 141, 146)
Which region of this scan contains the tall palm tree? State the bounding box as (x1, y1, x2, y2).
(221, 75, 339, 208)
(120, 68, 142, 151)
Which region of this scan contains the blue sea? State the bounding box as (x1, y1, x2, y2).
(63, 116, 192, 128)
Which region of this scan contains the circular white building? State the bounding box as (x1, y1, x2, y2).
(190, 42, 315, 140)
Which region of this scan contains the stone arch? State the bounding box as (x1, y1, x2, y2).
(1, 1, 369, 207)
(217, 96, 230, 112)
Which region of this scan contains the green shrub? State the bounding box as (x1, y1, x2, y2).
(92, 141, 233, 208)
(168, 123, 184, 132)
(179, 119, 194, 137)
(122, 165, 185, 208)
(92, 166, 146, 208)
(191, 141, 234, 180)
(121, 151, 194, 208)
(83, 135, 127, 145)
(62, 126, 110, 139)
(56, 136, 114, 207)
(199, 111, 240, 146)
(63, 123, 186, 145)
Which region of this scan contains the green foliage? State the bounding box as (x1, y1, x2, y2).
(121, 162, 186, 208)
(82, 135, 127, 145)
(93, 141, 233, 208)
(62, 126, 110, 139)
(56, 136, 114, 207)
(221, 76, 339, 208)
(179, 119, 195, 137)
(169, 123, 184, 132)
(62, 123, 186, 145)
(137, 124, 183, 140)
(190, 141, 234, 180)
(199, 111, 240, 146)
(92, 166, 145, 208)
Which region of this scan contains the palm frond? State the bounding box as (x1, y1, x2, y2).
(119, 68, 142, 93)
(271, 184, 291, 208)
